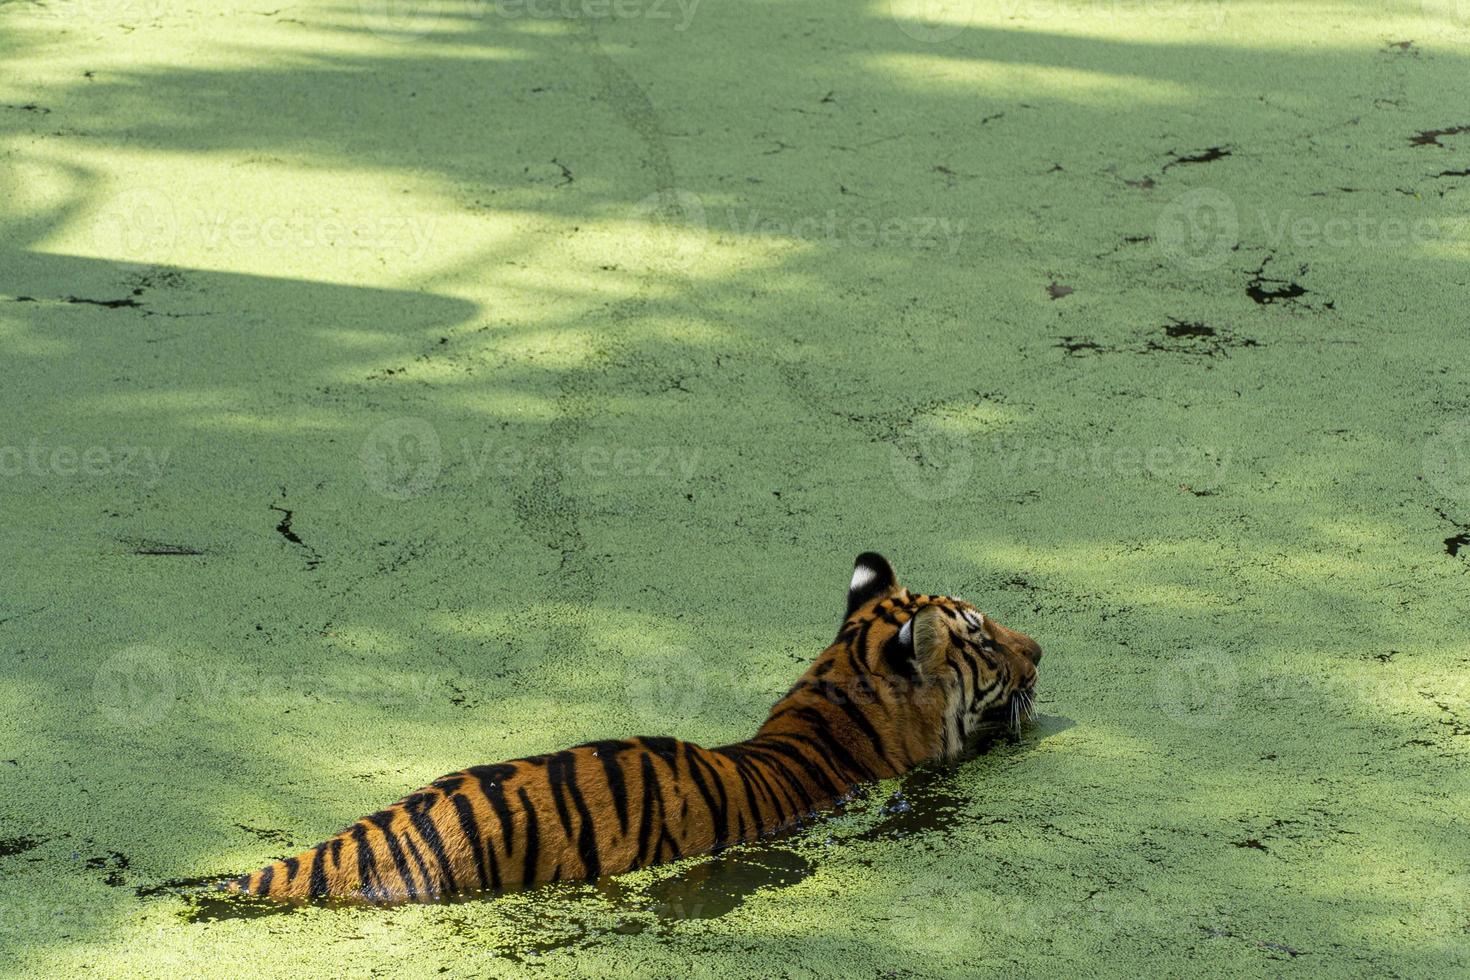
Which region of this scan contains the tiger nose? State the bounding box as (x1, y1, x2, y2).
(1018, 635, 1042, 666)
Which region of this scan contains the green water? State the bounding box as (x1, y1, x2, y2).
(1, 0, 1468, 975)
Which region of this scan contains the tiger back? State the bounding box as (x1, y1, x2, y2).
(225, 552, 1042, 903)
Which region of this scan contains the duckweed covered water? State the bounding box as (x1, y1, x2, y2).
(2, 0, 1469, 976)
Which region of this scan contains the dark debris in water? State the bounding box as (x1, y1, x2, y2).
(126, 538, 205, 556)
(1163, 320, 1217, 339)
(1246, 255, 1309, 305)
(1434, 508, 1470, 559)
(1162, 146, 1233, 171)
(268, 503, 305, 546)
(0, 835, 44, 857)
(1409, 124, 1470, 148)
(64, 295, 142, 309)
(233, 823, 296, 847)
(85, 850, 131, 887)
(1148, 319, 1258, 357)
(270, 489, 322, 569)
(1057, 337, 1107, 356)
(136, 873, 232, 899)
(137, 874, 315, 923)
(1058, 320, 1258, 359)
(188, 891, 300, 924)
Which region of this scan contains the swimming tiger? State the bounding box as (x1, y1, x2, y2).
(224, 552, 1042, 904)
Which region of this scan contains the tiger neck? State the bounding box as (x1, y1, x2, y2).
(735, 685, 915, 808)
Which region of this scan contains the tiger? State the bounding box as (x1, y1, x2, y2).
(224, 552, 1042, 904)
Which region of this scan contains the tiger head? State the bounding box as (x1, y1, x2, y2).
(777, 552, 1042, 770)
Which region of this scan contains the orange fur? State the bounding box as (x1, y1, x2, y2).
(225, 553, 1041, 903)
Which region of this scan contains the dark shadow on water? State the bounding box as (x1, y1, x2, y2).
(0, 0, 1460, 970)
(185, 891, 300, 924)
(599, 847, 816, 925)
(853, 712, 1076, 843)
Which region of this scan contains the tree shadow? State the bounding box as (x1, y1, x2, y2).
(1, 0, 1468, 974)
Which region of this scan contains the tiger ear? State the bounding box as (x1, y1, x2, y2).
(846, 552, 899, 617)
(908, 605, 949, 675)
(886, 605, 945, 679)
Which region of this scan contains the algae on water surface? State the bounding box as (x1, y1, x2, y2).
(1, 0, 1468, 976)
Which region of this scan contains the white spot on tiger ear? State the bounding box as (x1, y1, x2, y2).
(898, 618, 913, 646)
(850, 564, 877, 593)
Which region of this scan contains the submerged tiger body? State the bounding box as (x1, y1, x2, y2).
(226, 553, 1042, 903)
